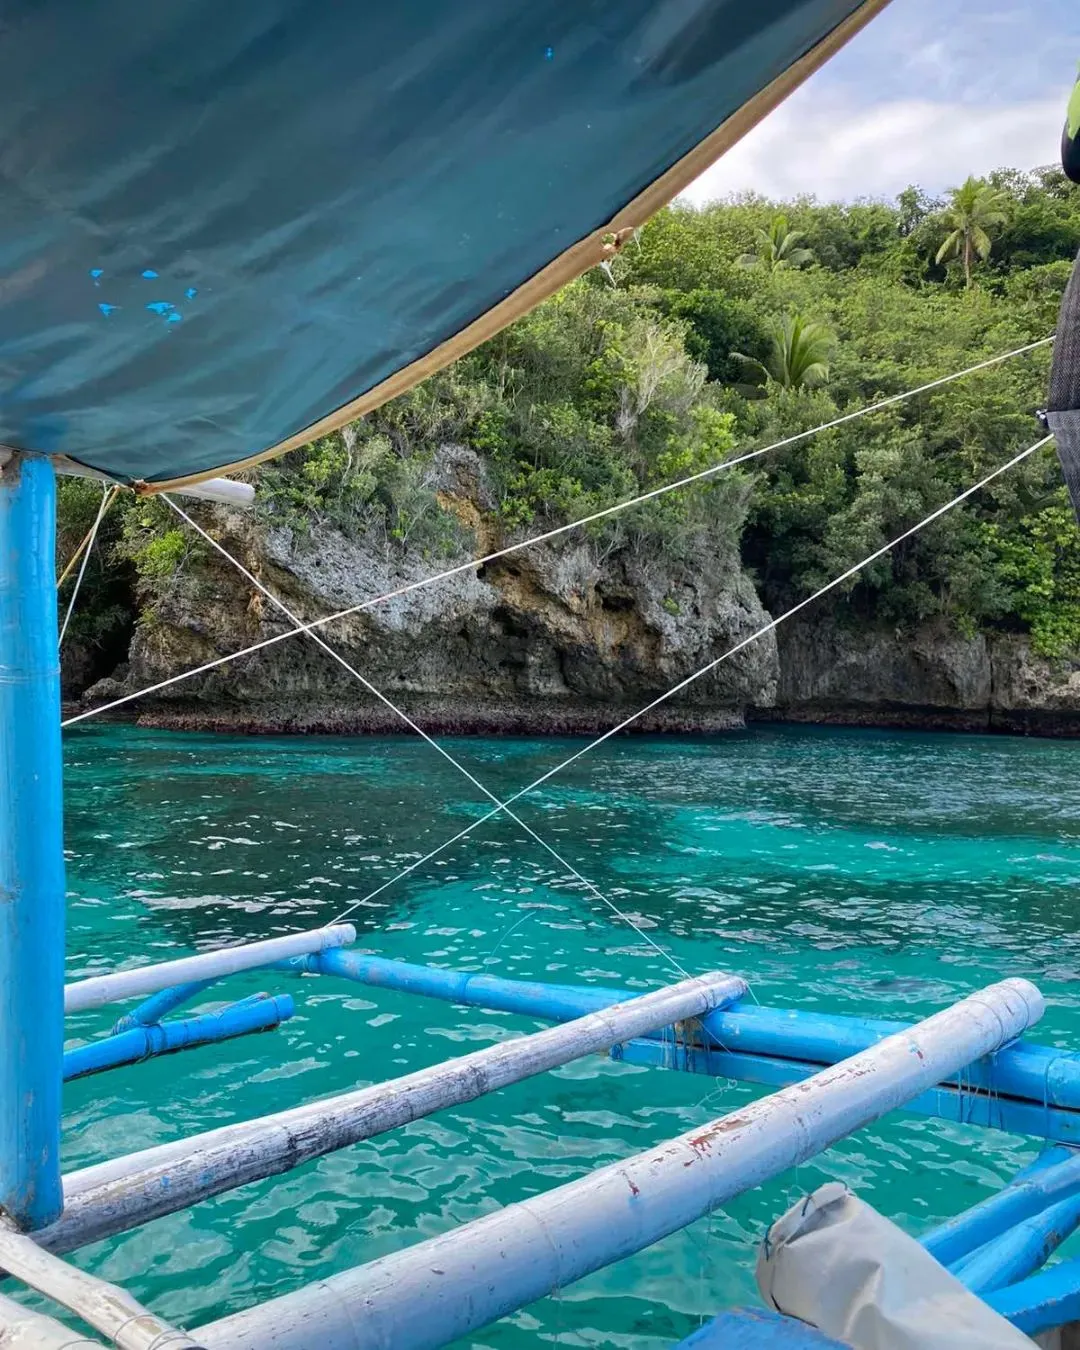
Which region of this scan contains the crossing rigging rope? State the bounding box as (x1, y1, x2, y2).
(323, 433, 1054, 924)
(62, 334, 1054, 728)
(56, 485, 119, 591)
(162, 495, 696, 979)
(56, 363, 1057, 1010)
(58, 483, 116, 648)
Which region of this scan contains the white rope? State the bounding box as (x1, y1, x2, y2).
(63, 334, 1054, 727)
(58, 482, 111, 648)
(327, 434, 1053, 923)
(161, 495, 693, 979)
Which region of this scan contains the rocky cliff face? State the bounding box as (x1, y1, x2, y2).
(769, 619, 1080, 735)
(78, 447, 1080, 737)
(85, 451, 777, 734)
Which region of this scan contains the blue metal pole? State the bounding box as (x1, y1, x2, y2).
(64, 994, 294, 1081)
(0, 455, 65, 1230)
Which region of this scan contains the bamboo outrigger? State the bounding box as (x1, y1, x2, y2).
(3, 1, 1080, 1346)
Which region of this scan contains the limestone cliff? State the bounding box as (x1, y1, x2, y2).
(75, 445, 1080, 737)
(84, 451, 776, 733)
(769, 619, 1080, 735)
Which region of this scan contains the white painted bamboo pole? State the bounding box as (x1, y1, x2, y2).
(0, 1290, 104, 1347)
(0, 1223, 204, 1349)
(64, 924, 356, 1014)
(44, 453, 256, 509)
(158, 478, 255, 508)
(42, 973, 747, 1254)
(196, 978, 1045, 1350)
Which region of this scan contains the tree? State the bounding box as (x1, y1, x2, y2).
(737, 215, 814, 272)
(657, 288, 769, 384)
(62, 170, 1080, 660)
(934, 177, 1011, 288)
(897, 185, 938, 238)
(733, 313, 833, 392)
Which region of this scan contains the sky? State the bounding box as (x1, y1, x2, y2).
(682, 0, 1079, 206)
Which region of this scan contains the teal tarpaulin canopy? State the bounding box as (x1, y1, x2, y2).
(0, 0, 885, 489)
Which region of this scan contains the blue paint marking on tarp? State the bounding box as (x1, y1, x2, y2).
(167, 312, 182, 323)
(142, 269, 159, 279)
(0, 0, 872, 485)
(185, 287, 197, 299)
(98, 303, 118, 316)
(146, 301, 174, 315)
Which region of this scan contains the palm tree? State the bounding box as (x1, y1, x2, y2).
(935, 177, 1010, 288)
(733, 314, 833, 393)
(737, 215, 814, 273)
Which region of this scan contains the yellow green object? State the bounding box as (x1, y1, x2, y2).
(1069, 73, 1080, 139)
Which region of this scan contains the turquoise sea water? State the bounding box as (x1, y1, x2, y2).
(53, 724, 1080, 1344)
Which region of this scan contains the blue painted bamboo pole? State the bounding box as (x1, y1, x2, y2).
(1008, 1146, 1077, 1185)
(66, 922, 354, 1013)
(921, 1154, 1080, 1268)
(0, 455, 65, 1230)
(706, 1005, 1080, 1109)
(671, 1310, 851, 1348)
(111, 978, 216, 1033)
(986, 1257, 1080, 1336)
(613, 1039, 1080, 1145)
(290, 950, 624, 1020)
(927, 1148, 1078, 1269)
(64, 994, 294, 1081)
(954, 1192, 1080, 1294)
(299, 951, 1080, 1113)
(945, 1147, 1080, 1292)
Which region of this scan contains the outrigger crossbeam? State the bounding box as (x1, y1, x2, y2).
(5, 451, 1080, 1348)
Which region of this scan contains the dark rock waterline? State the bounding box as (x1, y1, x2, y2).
(88, 699, 748, 737)
(761, 704, 1080, 738)
(70, 610, 1080, 739)
(64, 695, 1080, 739)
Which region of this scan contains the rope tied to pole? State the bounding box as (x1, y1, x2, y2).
(56, 484, 120, 591)
(58, 482, 119, 648)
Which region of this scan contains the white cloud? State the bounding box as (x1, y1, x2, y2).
(681, 90, 1063, 205)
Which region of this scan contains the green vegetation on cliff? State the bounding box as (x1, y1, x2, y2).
(61, 167, 1080, 691)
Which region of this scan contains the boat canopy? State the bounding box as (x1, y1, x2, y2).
(0, 0, 884, 490)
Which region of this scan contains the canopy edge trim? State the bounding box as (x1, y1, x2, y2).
(137, 0, 893, 495)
